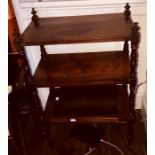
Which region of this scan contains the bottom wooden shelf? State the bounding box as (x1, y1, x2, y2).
(45, 85, 129, 123)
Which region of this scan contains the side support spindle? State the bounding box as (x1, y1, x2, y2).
(128, 22, 140, 145)
(13, 31, 42, 113)
(40, 45, 47, 58)
(123, 40, 129, 88)
(123, 40, 129, 56)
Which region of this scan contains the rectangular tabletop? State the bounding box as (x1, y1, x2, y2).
(22, 13, 133, 45)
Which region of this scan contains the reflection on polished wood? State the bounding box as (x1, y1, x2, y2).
(22, 13, 133, 45)
(34, 51, 130, 87)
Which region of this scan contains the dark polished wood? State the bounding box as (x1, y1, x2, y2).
(8, 52, 45, 155)
(8, 136, 21, 155)
(123, 40, 129, 56)
(45, 85, 129, 123)
(8, 61, 27, 155)
(13, 31, 23, 52)
(40, 45, 47, 58)
(128, 22, 140, 145)
(21, 13, 133, 45)
(124, 3, 131, 19)
(31, 8, 39, 28)
(33, 51, 130, 87)
(13, 3, 141, 148)
(8, 53, 21, 87)
(13, 31, 43, 112)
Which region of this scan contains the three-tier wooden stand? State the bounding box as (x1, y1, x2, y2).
(14, 3, 140, 147)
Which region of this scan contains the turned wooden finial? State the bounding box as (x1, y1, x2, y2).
(124, 3, 131, 19)
(31, 8, 39, 28)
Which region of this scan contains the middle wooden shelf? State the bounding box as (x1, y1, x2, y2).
(33, 51, 130, 87)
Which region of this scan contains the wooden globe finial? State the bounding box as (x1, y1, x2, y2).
(124, 3, 131, 19)
(31, 8, 39, 27)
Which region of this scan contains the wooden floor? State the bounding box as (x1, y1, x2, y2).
(23, 110, 146, 155)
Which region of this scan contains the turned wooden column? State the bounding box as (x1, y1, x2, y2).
(122, 40, 129, 89)
(128, 22, 140, 145)
(13, 31, 42, 113)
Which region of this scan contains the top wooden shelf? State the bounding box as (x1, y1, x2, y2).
(21, 13, 133, 46)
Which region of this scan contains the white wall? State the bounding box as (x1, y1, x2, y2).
(12, 0, 147, 110)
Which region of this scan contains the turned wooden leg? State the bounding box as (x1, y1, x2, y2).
(128, 22, 140, 145)
(41, 115, 54, 151)
(128, 111, 136, 145)
(128, 122, 133, 145)
(41, 87, 56, 151)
